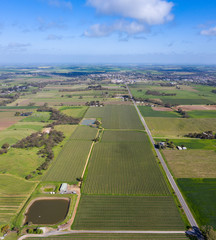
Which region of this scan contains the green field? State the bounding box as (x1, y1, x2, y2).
(138, 106, 180, 118)
(59, 106, 88, 118)
(145, 117, 216, 137)
(187, 110, 216, 118)
(21, 112, 50, 122)
(0, 148, 45, 178)
(43, 126, 97, 182)
(73, 195, 185, 230)
(0, 175, 36, 227)
(34, 233, 188, 240)
(83, 131, 169, 195)
(70, 126, 98, 141)
(85, 105, 143, 130)
(129, 84, 216, 105)
(155, 138, 216, 150)
(177, 179, 216, 227)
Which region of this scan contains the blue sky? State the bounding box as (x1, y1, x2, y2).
(0, 0, 216, 64)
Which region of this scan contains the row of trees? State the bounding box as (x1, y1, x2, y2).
(145, 90, 176, 97)
(177, 108, 189, 118)
(185, 131, 216, 139)
(37, 106, 80, 127)
(13, 130, 65, 179)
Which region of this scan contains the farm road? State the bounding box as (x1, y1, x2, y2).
(18, 230, 186, 240)
(126, 84, 198, 228)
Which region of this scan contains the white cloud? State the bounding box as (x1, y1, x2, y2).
(83, 20, 147, 38)
(47, 0, 72, 9)
(87, 0, 174, 25)
(201, 26, 216, 36)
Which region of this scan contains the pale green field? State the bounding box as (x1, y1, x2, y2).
(163, 150, 216, 178)
(146, 117, 216, 137)
(59, 106, 88, 118)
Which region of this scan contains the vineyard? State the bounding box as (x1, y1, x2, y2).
(85, 105, 143, 130)
(43, 126, 97, 182)
(0, 175, 36, 226)
(73, 195, 185, 230)
(32, 233, 188, 239)
(83, 131, 170, 195)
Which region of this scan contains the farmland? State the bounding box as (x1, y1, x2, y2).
(163, 150, 216, 178)
(28, 233, 188, 240)
(85, 105, 143, 129)
(145, 117, 216, 137)
(43, 126, 97, 182)
(177, 179, 216, 227)
(155, 138, 216, 150)
(59, 106, 88, 119)
(138, 106, 180, 118)
(73, 195, 185, 230)
(187, 110, 216, 118)
(0, 174, 36, 227)
(83, 130, 169, 195)
(129, 83, 216, 105)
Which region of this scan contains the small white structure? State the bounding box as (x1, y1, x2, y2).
(177, 146, 182, 150)
(60, 183, 68, 194)
(182, 147, 187, 150)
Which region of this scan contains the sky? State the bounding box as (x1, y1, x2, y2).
(0, 0, 216, 64)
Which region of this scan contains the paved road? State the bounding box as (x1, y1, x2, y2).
(126, 84, 198, 228)
(19, 230, 186, 240)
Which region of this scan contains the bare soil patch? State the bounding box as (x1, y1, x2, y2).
(173, 105, 216, 111)
(152, 106, 173, 112)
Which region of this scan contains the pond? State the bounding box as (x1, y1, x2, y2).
(25, 198, 69, 225)
(81, 118, 96, 126)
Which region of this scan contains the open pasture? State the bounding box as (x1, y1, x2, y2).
(21, 112, 50, 122)
(177, 178, 216, 227)
(155, 138, 216, 150)
(85, 105, 143, 130)
(163, 150, 216, 178)
(0, 148, 44, 178)
(0, 111, 23, 131)
(59, 106, 88, 118)
(73, 195, 184, 230)
(83, 131, 169, 195)
(138, 106, 179, 118)
(0, 174, 36, 226)
(145, 117, 216, 137)
(35, 233, 188, 240)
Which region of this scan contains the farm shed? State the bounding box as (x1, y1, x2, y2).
(60, 183, 68, 193)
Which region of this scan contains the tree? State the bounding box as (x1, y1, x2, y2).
(1, 225, 10, 234)
(2, 143, 9, 149)
(201, 225, 216, 240)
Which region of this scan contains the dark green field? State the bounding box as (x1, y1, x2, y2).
(138, 106, 180, 118)
(28, 233, 188, 240)
(85, 105, 143, 130)
(73, 195, 185, 230)
(83, 131, 169, 195)
(177, 178, 216, 227)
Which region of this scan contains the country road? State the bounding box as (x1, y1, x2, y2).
(126, 84, 198, 228)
